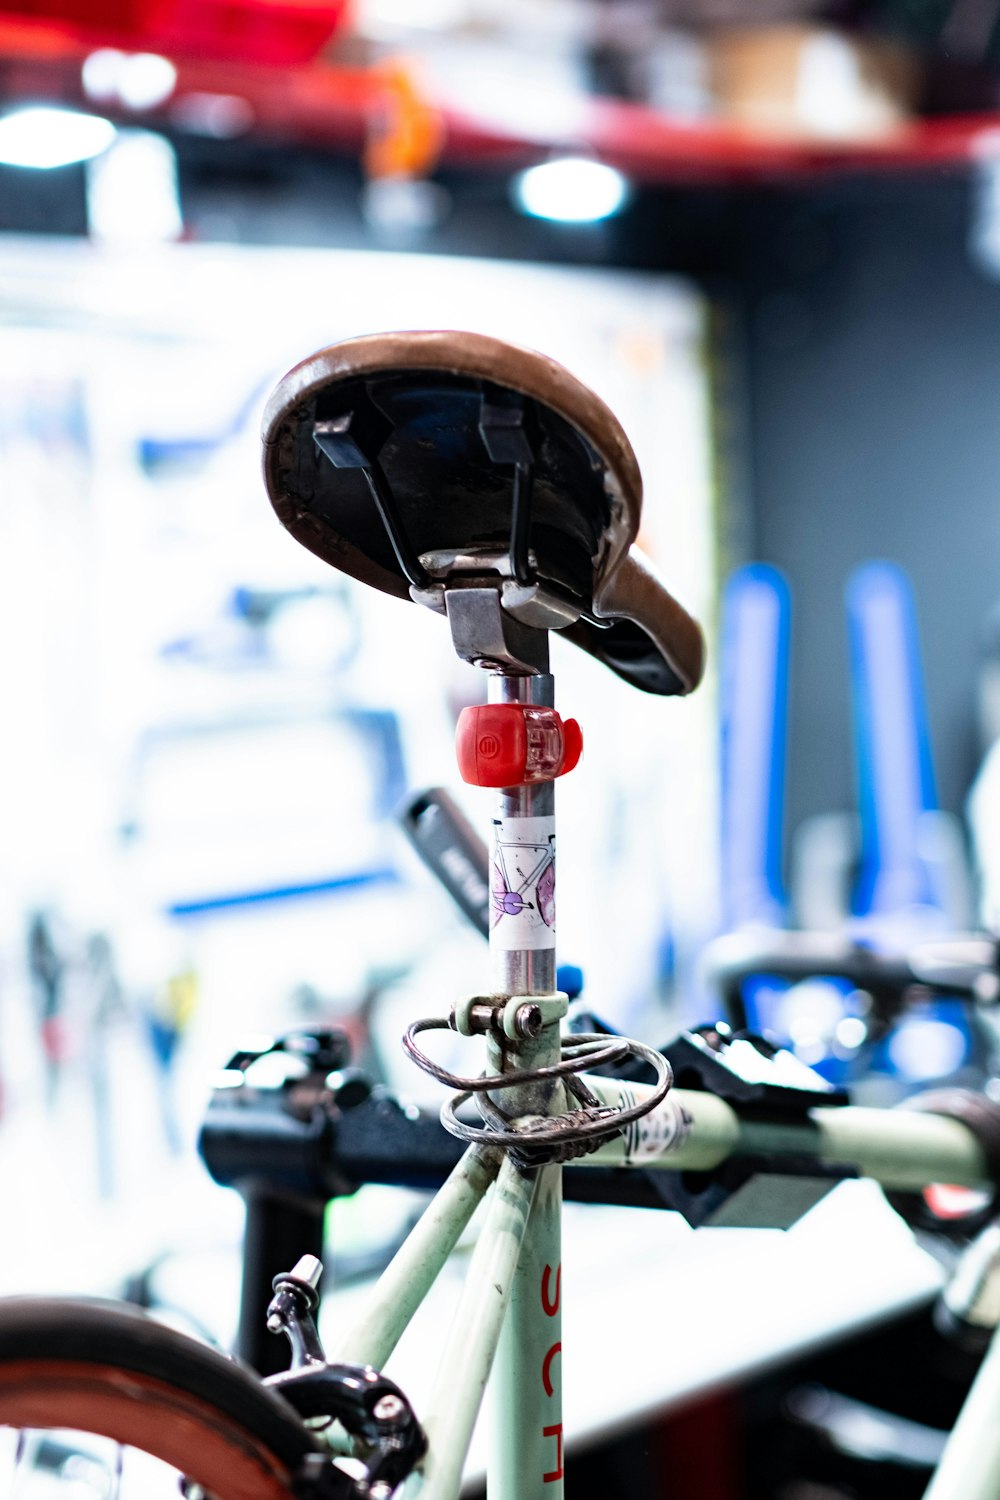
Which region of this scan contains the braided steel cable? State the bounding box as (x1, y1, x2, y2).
(402, 1019, 672, 1167)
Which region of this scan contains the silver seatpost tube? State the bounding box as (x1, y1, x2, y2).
(487, 669, 564, 1500)
(490, 671, 556, 997)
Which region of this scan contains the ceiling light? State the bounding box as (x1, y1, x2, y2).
(119, 53, 177, 111)
(0, 107, 116, 169)
(82, 48, 126, 103)
(83, 49, 176, 111)
(512, 158, 629, 224)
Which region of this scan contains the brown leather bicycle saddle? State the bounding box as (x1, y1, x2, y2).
(261, 331, 704, 695)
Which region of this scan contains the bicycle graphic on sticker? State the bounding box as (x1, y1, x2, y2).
(490, 816, 556, 950)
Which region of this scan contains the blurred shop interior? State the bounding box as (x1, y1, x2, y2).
(7, 0, 1000, 1495)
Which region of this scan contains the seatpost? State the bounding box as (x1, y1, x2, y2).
(485, 666, 566, 1500)
(488, 669, 560, 996)
(446, 585, 581, 1498)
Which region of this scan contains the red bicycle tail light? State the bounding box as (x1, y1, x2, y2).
(455, 704, 583, 788)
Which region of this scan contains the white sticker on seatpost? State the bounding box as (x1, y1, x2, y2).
(490, 814, 556, 951)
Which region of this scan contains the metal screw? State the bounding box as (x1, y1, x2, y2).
(372, 1393, 405, 1423)
(513, 1003, 543, 1039)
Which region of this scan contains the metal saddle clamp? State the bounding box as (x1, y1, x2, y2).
(309, 391, 570, 683)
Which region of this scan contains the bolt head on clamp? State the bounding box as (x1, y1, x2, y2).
(455, 703, 583, 788)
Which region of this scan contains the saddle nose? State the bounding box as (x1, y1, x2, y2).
(261, 330, 704, 696)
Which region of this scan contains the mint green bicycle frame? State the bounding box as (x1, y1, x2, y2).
(324, 666, 1000, 1500)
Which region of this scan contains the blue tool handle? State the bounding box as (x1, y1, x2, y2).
(720, 564, 791, 929)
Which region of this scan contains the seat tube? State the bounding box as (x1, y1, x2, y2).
(487, 669, 564, 1500)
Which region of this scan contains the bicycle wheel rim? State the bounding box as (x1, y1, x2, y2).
(0, 1298, 320, 1500)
